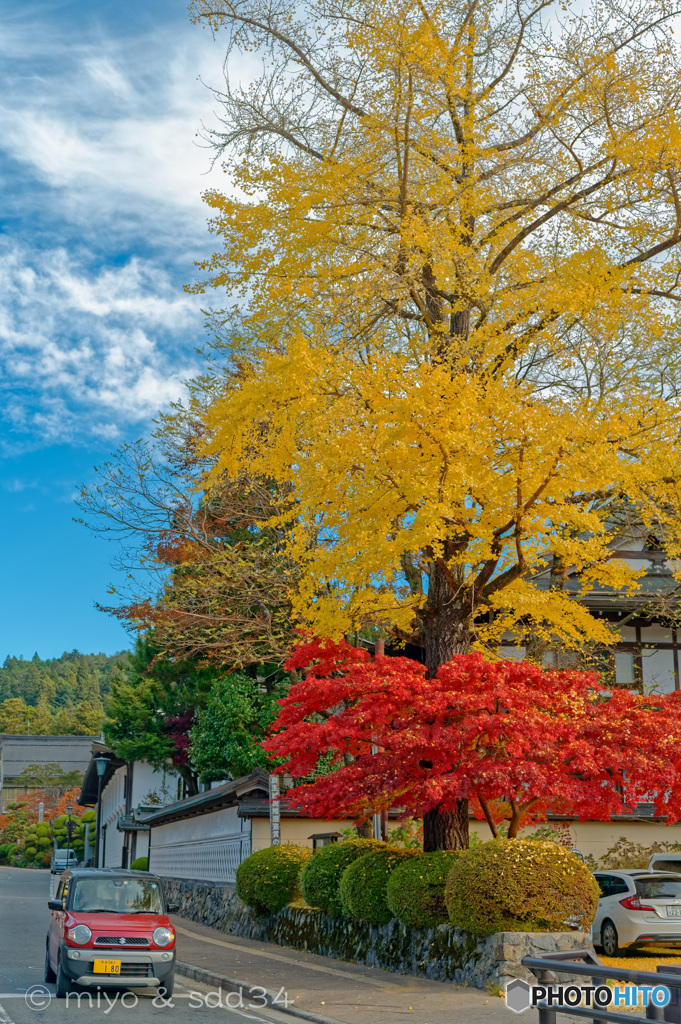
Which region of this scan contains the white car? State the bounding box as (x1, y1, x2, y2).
(50, 849, 78, 874)
(649, 853, 681, 873)
(593, 870, 681, 955)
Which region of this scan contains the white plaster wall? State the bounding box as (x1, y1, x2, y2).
(131, 763, 180, 808)
(642, 647, 676, 693)
(499, 646, 526, 661)
(618, 625, 637, 642)
(148, 805, 249, 883)
(151, 805, 243, 847)
(640, 624, 675, 644)
(614, 651, 635, 688)
(100, 766, 126, 868)
(98, 762, 182, 868)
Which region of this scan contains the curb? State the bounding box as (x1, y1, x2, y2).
(175, 961, 346, 1024)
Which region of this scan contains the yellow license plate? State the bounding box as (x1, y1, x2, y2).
(93, 959, 121, 974)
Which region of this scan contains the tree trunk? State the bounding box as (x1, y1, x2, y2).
(422, 559, 471, 676)
(178, 764, 199, 797)
(423, 803, 469, 851)
(421, 558, 472, 849)
(354, 819, 373, 839)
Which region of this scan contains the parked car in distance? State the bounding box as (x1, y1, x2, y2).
(592, 870, 681, 956)
(45, 868, 180, 998)
(50, 849, 78, 874)
(648, 853, 681, 873)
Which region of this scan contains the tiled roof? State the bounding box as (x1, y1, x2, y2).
(0, 734, 98, 780)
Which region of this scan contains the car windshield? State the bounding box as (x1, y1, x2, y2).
(635, 876, 681, 899)
(70, 877, 163, 914)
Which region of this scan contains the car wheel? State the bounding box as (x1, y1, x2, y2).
(55, 955, 72, 998)
(158, 971, 174, 999)
(601, 919, 620, 957)
(44, 941, 56, 984)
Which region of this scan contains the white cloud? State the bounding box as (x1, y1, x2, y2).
(0, 16, 249, 250)
(0, 6, 254, 454)
(0, 243, 201, 448)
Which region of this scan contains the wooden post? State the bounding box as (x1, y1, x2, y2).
(269, 774, 281, 846)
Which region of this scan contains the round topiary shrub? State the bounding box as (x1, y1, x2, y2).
(445, 839, 600, 937)
(386, 850, 462, 928)
(236, 844, 312, 916)
(24, 846, 37, 859)
(301, 839, 385, 917)
(130, 856, 148, 871)
(340, 847, 420, 925)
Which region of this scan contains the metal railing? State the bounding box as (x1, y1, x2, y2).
(521, 949, 681, 1023)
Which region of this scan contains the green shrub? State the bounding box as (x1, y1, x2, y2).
(130, 857, 149, 871)
(340, 847, 420, 924)
(0, 844, 8, 860)
(445, 839, 600, 937)
(236, 844, 312, 915)
(386, 850, 462, 928)
(301, 839, 385, 917)
(24, 846, 37, 858)
(37, 837, 51, 849)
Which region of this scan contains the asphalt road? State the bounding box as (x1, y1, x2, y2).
(0, 867, 297, 1024)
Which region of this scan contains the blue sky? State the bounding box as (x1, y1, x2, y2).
(0, 0, 232, 658)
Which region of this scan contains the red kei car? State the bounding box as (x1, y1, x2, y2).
(45, 869, 179, 998)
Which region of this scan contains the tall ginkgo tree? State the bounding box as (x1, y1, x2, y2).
(189, 0, 681, 844)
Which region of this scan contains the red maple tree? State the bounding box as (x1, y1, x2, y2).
(264, 638, 681, 850)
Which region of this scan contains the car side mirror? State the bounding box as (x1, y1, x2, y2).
(48, 899, 64, 911)
(166, 903, 179, 914)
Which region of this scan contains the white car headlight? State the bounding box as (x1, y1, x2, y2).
(67, 924, 92, 946)
(152, 926, 174, 947)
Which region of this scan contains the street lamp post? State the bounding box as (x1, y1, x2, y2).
(65, 804, 74, 868)
(93, 757, 108, 869)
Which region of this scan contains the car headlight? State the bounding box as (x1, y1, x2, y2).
(67, 924, 92, 946)
(152, 926, 175, 947)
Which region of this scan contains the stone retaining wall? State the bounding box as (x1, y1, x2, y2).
(161, 875, 592, 990)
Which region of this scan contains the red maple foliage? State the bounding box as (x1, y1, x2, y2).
(0, 786, 84, 839)
(264, 638, 681, 844)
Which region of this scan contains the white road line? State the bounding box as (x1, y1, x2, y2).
(0, 1000, 16, 1024)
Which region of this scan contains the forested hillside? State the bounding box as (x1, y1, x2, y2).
(0, 651, 130, 735)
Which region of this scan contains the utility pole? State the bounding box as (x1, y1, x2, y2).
(65, 804, 74, 868)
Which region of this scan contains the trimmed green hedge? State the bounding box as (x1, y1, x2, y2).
(130, 857, 148, 871)
(445, 839, 600, 937)
(301, 839, 385, 917)
(236, 844, 312, 915)
(340, 848, 420, 925)
(386, 850, 462, 928)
